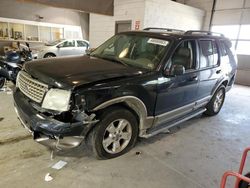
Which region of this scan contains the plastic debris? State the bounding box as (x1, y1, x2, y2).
(51, 160, 67, 170)
(50, 150, 54, 161)
(44, 173, 53, 182)
(136, 151, 142, 155)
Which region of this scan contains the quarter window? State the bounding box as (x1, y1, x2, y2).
(199, 40, 219, 68)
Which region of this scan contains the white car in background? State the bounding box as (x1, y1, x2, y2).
(33, 39, 90, 59)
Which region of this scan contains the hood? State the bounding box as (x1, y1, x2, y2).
(24, 55, 146, 89)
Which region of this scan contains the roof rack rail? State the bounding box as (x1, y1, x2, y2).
(185, 30, 224, 37)
(143, 27, 185, 32)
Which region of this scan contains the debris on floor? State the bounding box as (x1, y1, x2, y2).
(44, 173, 53, 182)
(135, 151, 142, 156)
(0, 118, 4, 122)
(51, 160, 67, 170)
(50, 150, 54, 160)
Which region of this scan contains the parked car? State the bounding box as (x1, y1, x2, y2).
(13, 28, 237, 159)
(33, 39, 89, 59)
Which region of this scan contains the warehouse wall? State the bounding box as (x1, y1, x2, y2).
(177, 0, 250, 86)
(144, 0, 205, 31)
(236, 55, 250, 86)
(176, 0, 213, 30)
(89, 0, 145, 48)
(0, 0, 89, 39)
(89, 0, 204, 48)
(213, 0, 250, 86)
(213, 0, 250, 25)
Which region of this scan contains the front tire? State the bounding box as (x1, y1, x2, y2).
(204, 85, 226, 116)
(44, 53, 56, 58)
(87, 106, 138, 159)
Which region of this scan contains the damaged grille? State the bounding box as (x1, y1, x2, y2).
(17, 71, 48, 103)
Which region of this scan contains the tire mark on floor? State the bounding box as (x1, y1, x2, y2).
(0, 134, 31, 146)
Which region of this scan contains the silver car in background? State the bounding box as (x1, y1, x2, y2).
(33, 39, 89, 59)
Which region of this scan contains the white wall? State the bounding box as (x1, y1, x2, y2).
(89, 0, 145, 48)
(235, 55, 250, 86)
(177, 0, 213, 30)
(213, 0, 250, 86)
(89, 0, 204, 48)
(143, 0, 205, 30)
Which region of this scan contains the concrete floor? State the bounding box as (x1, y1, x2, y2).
(0, 85, 250, 188)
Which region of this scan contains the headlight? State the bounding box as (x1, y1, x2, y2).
(42, 89, 71, 112)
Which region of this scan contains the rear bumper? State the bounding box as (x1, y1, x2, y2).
(13, 88, 93, 149)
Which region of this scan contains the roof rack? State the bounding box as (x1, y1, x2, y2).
(185, 30, 224, 37)
(143, 27, 185, 33)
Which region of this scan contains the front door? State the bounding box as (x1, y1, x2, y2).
(57, 40, 77, 56)
(155, 40, 199, 125)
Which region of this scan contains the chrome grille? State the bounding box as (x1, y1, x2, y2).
(17, 71, 48, 103)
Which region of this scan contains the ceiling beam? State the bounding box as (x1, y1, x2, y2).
(19, 0, 114, 15)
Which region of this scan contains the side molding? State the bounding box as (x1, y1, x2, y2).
(93, 96, 154, 135)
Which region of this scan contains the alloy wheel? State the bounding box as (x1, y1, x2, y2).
(102, 119, 132, 154)
(213, 89, 224, 113)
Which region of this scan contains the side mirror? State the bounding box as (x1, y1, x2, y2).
(171, 65, 185, 76)
(56, 45, 61, 48)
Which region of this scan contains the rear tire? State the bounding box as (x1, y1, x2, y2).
(204, 85, 226, 116)
(0, 77, 6, 89)
(86, 106, 138, 159)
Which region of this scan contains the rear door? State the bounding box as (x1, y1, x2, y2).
(197, 39, 222, 99)
(155, 39, 199, 125)
(75, 40, 89, 55)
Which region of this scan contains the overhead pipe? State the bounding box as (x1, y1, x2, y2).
(209, 0, 217, 31)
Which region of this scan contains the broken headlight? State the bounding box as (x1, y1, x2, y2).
(42, 89, 71, 112)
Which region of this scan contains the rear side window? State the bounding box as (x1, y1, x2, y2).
(220, 40, 235, 64)
(77, 40, 88, 47)
(199, 40, 219, 68)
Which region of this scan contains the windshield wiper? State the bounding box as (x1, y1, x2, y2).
(92, 55, 128, 67)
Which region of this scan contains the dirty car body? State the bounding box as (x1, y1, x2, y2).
(13, 29, 237, 158)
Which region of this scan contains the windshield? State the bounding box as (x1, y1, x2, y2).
(91, 34, 170, 70)
(46, 39, 65, 46)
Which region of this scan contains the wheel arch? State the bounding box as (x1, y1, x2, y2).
(211, 79, 228, 96)
(92, 96, 154, 136)
(44, 52, 56, 58)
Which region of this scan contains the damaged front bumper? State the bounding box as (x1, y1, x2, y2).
(13, 88, 97, 150)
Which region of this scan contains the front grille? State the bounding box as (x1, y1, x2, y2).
(17, 71, 48, 103)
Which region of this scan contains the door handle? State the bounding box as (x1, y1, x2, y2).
(216, 69, 221, 74)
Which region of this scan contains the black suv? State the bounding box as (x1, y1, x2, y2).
(13, 28, 237, 159)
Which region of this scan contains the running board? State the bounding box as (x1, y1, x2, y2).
(141, 108, 207, 138)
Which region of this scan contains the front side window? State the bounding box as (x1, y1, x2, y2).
(199, 40, 219, 69)
(91, 34, 170, 70)
(170, 40, 197, 71)
(59, 40, 75, 48)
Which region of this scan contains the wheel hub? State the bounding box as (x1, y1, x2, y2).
(102, 119, 132, 154)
